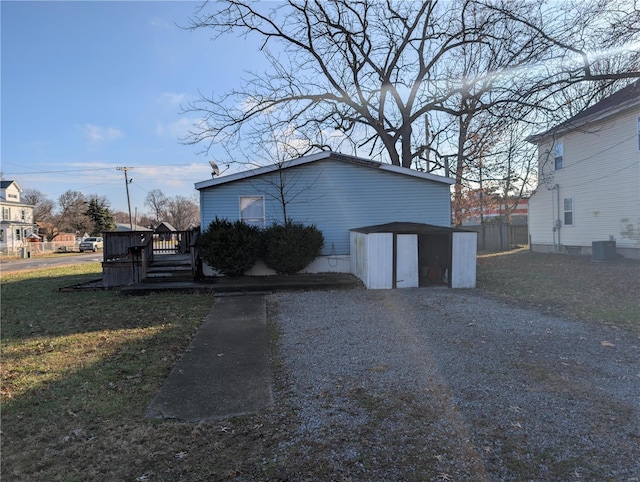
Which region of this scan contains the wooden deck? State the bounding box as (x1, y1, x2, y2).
(101, 230, 198, 288)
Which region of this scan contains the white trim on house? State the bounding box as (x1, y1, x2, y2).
(195, 151, 455, 190)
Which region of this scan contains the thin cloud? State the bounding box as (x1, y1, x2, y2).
(83, 124, 125, 142)
(157, 92, 188, 108)
(156, 117, 199, 140)
(149, 16, 171, 30)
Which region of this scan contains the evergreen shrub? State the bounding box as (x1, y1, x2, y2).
(263, 221, 324, 275)
(197, 217, 262, 276)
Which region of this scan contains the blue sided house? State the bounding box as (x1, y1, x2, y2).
(195, 152, 477, 288)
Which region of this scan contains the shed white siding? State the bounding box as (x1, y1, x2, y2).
(350, 231, 393, 289)
(451, 232, 477, 288)
(396, 234, 419, 288)
(528, 93, 640, 258)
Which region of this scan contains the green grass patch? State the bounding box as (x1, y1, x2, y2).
(1, 263, 214, 480)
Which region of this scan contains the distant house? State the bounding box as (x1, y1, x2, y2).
(527, 80, 640, 260)
(195, 152, 480, 287)
(459, 191, 529, 226)
(155, 221, 176, 233)
(0, 180, 39, 256)
(154, 221, 176, 241)
(114, 223, 153, 232)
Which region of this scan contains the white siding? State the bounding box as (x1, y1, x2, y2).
(350, 231, 394, 289)
(451, 232, 477, 288)
(395, 234, 419, 288)
(529, 107, 640, 255)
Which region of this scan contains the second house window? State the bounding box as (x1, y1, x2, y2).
(563, 197, 574, 226)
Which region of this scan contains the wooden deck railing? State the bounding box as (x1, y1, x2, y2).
(102, 229, 199, 287)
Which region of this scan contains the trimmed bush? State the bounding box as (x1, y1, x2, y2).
(263, 221, 324, 275)
(197, 217, 262, 276)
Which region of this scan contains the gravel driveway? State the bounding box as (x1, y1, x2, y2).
(268, 288, 640, 481)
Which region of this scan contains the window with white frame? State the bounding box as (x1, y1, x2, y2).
(15, 228, 22, 241)
(240, 196, 265, 228)
(554, 141, 564, 170)
(2, 207, 9, 220)
(563, 197, 574, 226)
(0, 229, 4, 242)
(21, 209, 26, 221)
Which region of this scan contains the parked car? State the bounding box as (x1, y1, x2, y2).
(79, 237, 104, 252)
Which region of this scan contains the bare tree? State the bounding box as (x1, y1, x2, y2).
(165, 195, 199, 230)
(184, 0, 639, 172)
(56, 190, 93, 235)
(22, 188, 54, 224)
(144, 189, 169, 224)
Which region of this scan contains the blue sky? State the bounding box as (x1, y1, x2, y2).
(2, 0, 269, 214)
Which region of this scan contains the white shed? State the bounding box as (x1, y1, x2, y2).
(350, 222, 477, 289)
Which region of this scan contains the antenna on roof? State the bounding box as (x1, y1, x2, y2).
(209, 160, 220, 178)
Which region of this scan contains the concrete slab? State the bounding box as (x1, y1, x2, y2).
(146, 294, 273, 421)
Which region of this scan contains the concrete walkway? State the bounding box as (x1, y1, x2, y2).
(146, 294, 273, 421)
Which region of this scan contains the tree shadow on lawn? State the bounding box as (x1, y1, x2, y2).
(1, 274, 217, 480)
(0, 318, 212, 481)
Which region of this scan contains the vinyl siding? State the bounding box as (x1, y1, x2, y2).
(529, 106, 640, 251)
(200, 158, 452, 255)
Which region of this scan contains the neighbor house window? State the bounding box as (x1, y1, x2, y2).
(554, 141, 564, 170)
(0, 229, 4, 242)
(20, 209, 26, 221)
(15, 229, 22, 241)
(2, 207, 9, 220)
(563, 197, 574, 226)
(240, 196, 265, 228)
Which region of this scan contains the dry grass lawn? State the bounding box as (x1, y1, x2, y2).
(1, 251, 638, 480)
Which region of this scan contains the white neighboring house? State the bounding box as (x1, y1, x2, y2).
(0, 180, 39, 255)
(527, 80, 640, 260)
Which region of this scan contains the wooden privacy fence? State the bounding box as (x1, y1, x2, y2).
(465, 223, 528, 252)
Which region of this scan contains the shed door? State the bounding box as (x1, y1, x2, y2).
(451, 232, 477, 288)
(396, 234, 419, 288)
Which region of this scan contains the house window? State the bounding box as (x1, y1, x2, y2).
(240, 196, 265, 228)
(15, 229, 22, 241)
(21, 209, 26, 221)
(0, 229, 4, 242)
(554, 142, 564, 170)
(563, 197, 574, 226)
(2, 207, 9, 220)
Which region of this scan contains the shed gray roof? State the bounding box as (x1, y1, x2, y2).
(195, 151, 455, 190)
(351, 222, 473, 235)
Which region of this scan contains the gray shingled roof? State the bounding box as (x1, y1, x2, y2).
(528, 80, 640, 143)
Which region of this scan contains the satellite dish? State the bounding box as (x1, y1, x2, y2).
(209, 160, 220, 177)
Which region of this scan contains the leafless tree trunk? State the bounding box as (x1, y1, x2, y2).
(166, 195, 199, 230)
(144, 189, 169, 224)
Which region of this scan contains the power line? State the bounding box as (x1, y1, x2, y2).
(4, 163, 204, 175)
(116, 167, 134, 231)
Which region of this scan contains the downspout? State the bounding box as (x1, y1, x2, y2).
(552, 184, 561, 252)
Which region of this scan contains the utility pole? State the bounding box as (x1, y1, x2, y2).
(116, 167, 134, 231)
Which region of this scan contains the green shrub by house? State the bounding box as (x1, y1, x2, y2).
(197, 218, 262, 276)
(263, 221, 324, 275)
